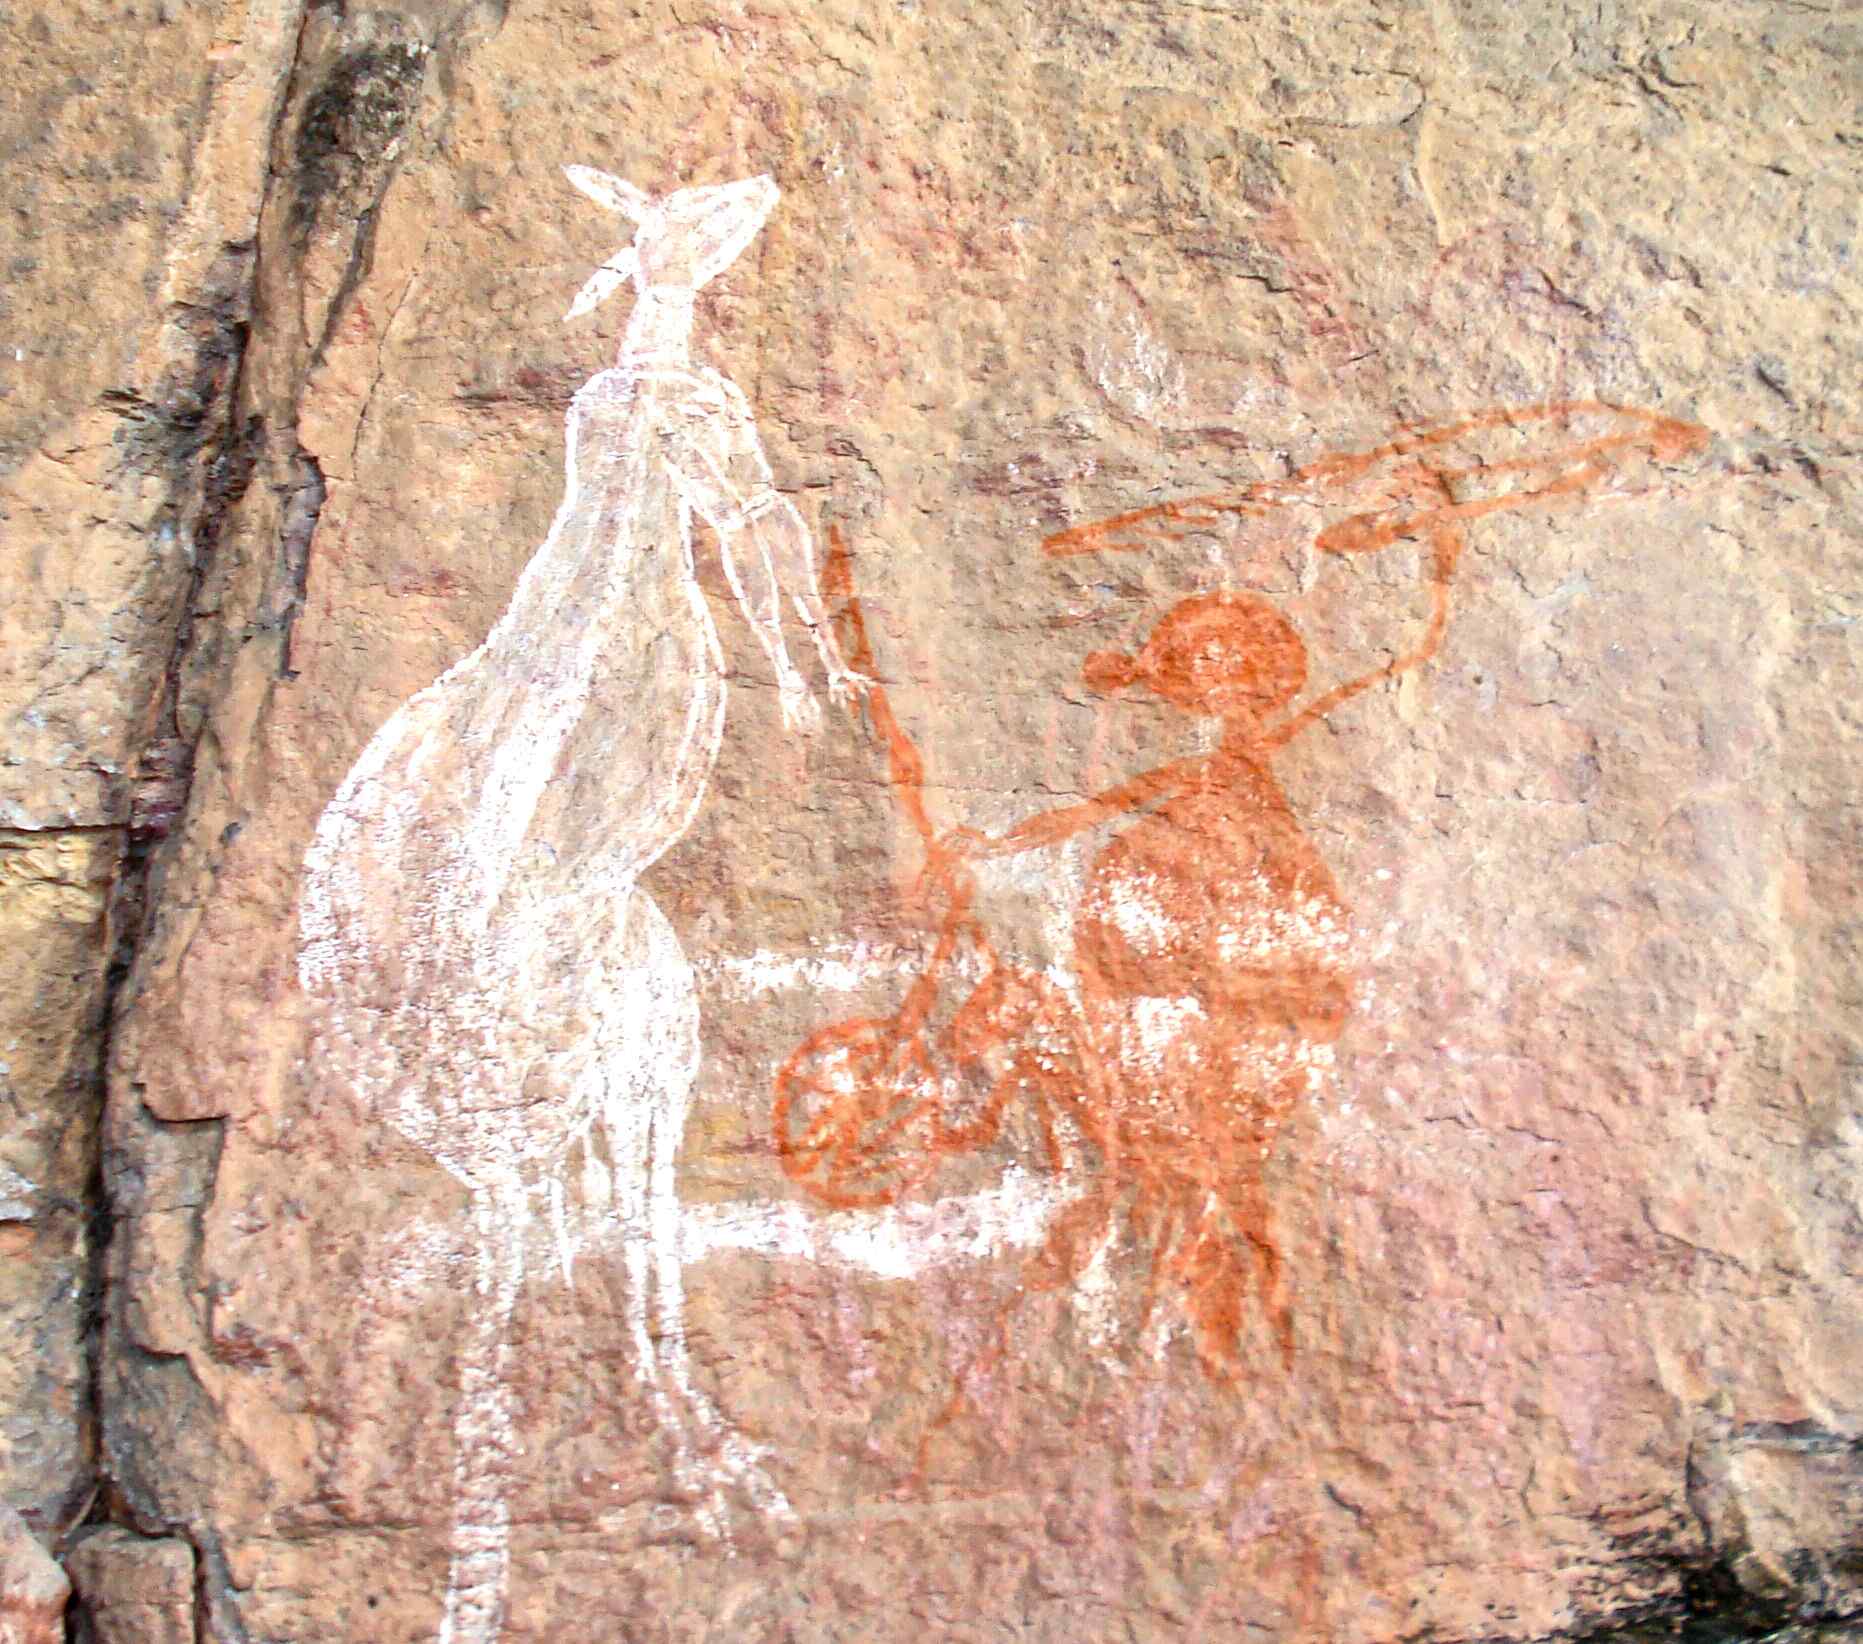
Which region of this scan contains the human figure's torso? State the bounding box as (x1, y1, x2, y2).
(1071, 753, 1352, 1154)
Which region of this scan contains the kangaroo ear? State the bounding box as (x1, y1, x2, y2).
(672, 175, 780, 288)
(564, 164, 653, 221)
(565, 250, 639, 321)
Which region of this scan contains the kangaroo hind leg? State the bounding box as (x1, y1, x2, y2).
(597, 891, 793, 1539)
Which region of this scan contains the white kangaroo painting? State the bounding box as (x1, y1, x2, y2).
(302, 162, 1084, 1643)
(299, 166, 866, 1642)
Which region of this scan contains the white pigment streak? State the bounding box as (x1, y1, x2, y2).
(681, 1163, 1082, 1281)
(1069, 1225, 1124, 1360)
(698, 938, 964, 996)
(1125, 994, 1207, 1069)
(1085, 295, 1185, 423)
(1097, 867, 1176, 953)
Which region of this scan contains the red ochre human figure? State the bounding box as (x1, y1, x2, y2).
(773, 402, 1706, 1415)
(963, 589, 1359, 1374)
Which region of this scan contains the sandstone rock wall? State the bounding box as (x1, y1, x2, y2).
(2, 1, 1857, 1639)
(0, 0, 298, 1565)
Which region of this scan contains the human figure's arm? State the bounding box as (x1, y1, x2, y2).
(1303, 402, 1707, 555)
(1262, 482, 1464, 751)
(945, 756, 1203, 862)
(1265, 404, 1707, 747)
(660, 373, 866, 728)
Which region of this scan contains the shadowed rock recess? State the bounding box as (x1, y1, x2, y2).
(1, 1, 1857, 1640)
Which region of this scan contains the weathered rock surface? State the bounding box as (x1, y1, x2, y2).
(0, 1506, 68, 1644)
(3, 0, 1858, 1639)
(0, 829, 113, 1537)
(64, 1528, 195, 1644)
(0, 0, 298, 1549)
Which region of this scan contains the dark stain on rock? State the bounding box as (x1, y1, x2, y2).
(290, 42, 426, 236)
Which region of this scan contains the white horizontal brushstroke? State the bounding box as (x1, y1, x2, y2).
(697, 938, 962, 996)
(680, 1162, 1081, 1281)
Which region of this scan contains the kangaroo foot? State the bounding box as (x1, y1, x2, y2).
(637, 1353, 794, 1550)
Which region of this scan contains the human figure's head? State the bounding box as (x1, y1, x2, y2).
(1083, 592, 1307, 722)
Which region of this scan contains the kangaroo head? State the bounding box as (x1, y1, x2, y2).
(564, 166, 779, 318)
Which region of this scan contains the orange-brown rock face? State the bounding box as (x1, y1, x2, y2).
(63, 1528, 195, 1644)
(0, 0, 299, 1582)
(0, 1505, 70, 1644)
(5, 0, 1858, 1639)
